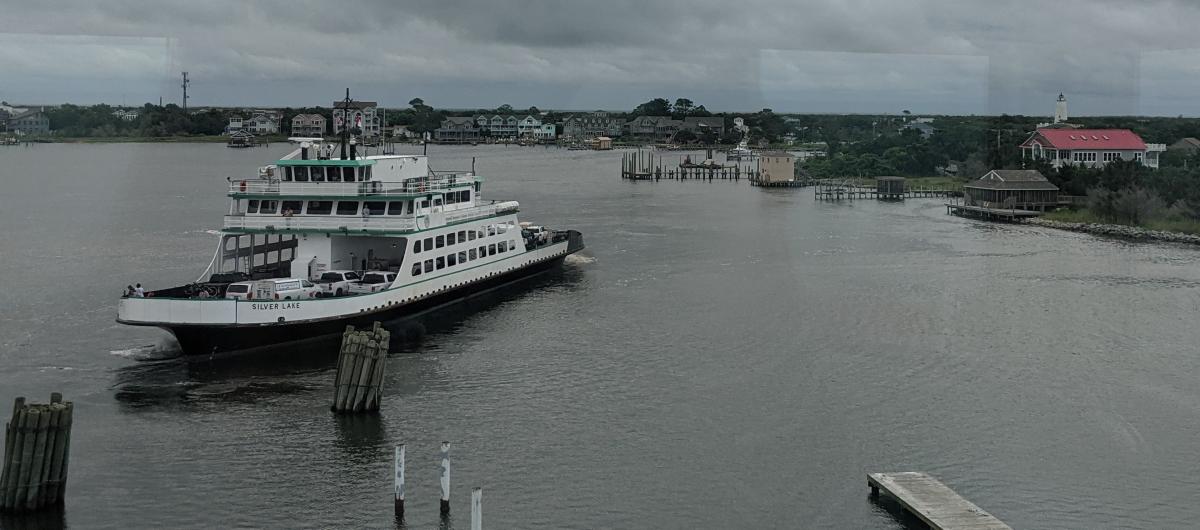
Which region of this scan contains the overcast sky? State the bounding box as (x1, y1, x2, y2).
(2, 0, 1200, 116)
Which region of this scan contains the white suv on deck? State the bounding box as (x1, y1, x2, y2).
(225, 279, 319, 300)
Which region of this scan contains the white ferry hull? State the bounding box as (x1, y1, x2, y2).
(119, 232, 582, 355)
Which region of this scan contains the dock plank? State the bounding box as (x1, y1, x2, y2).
(868, 472, 1010, 530)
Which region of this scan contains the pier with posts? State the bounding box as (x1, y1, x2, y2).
(330, 323, 390, 413)
(868, 472, 1011, 529)
(814, 179, 958, 200)
(620, 150, 758, 181)
(1, 394, 73, 513)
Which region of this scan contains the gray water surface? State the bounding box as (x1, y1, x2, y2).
(1, 143, 1199, 529)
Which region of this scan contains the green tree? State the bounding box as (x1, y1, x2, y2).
(633, 98, 671, 116)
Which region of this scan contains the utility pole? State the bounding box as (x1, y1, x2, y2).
(181, 72, 190, 110)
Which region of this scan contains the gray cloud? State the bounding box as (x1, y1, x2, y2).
(2, 0, 1200, 115)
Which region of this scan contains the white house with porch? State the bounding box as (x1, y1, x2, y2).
(1020, 128, 1165, 169)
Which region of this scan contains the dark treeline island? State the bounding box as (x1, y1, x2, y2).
(8, 96, 1200, 234)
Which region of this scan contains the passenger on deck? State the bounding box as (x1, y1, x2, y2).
(198, 289, 211, 299)
(134, 284, 145, 298)
(125, 285, 136, 297)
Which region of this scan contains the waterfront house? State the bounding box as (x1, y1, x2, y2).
(517, 115, 542, 136)
(534, 123, 556, 141)
(7, 108, 50, 135)
(246, 112, 280, 134)
(1168, 137, 1200, 155)
(623, 116, 682, 141)
(435, 116, 481, 143)
(561, 112, 623, 140)
(291, 114, 327, 137)
(758, 151, 796, 184)
(964, 169, 1059, 211)
(899, 121, 936, 139)
(1020, 128, 1165, 169)
(681, 117, 725, 138)
(112, 109, 140, 122)
(333, 100, 380, 138)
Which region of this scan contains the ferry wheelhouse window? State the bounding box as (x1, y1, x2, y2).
(282, 167, 293, 181)
(433, 197, 443, 207)
(436, 235, 444, 248)
(282, 201, 303, 214)
(459, 190, 470, 202)
(311, 167, 326, 182)
(388, 202, 406, 215)
(336, 201, 359, 215)
(259, 200, 278, 214)
(365, 202, 386, 215)
(294, 166, 310, 182)
(424, 259, 433, 273)
(247, 200, 259, 214)
(307, 201, 333, 215)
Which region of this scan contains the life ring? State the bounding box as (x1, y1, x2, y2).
(240, 180, 247, 192)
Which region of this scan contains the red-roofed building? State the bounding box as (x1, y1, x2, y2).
(1020, 128, 1165, 169)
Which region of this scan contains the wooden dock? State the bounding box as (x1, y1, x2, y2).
(945, 203, 1042, 221)
(868, 472, 1011, 530)
(814, 180, 956, 200)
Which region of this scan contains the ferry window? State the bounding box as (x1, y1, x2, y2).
(445, 193, 456, 205)
(247, 200, 259, 214)
(488, 244, 496, 256)
(365, 202, 386, 215)
(499, 241, 507, 252)
(448, 233, 456, 245)
(281, 200, 303, 214)
(468, 230, 476, 241)
(458, 251, 467, 263)
(294, 166, 309, 182)
(406, 200, 414, 213)
(311, 167, 326, 182)
(424, 259, 433, 273)
(420, 199, 430, 209)
(433, 197, 443, 207)
(460, 190, 470, 202)
(477, 229, 484, 239)
(342, 167, 355, 182)
(336, 201, 359, 215)
(387, 202, 406, 215)
(345, 272, 360, 280)
(436, 257, 445, 270)
(282, 167, 293, 181)
(423, 237, 432, 251)
(412, 263, 421, 276)
(478, 245, 486, 257)
(447, 253, 457, 266)
(436, 235, 444, 248)
(259, 200, 278, 214)
(458, 230, 466, 241)
(307, 201, 333, 215)
(413, 241, 421, 254)
(366, 167, 373, 180)
(488, 226, 496, 236)
(469, 249, 477, 260)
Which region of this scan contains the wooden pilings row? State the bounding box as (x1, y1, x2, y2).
(331, 323, 390, 413)
(393, 442, 483, 528)
(620, 150, 757, 181)
(0, 394, 73, 513)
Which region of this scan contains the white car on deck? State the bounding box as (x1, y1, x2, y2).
(225, 278, 320, 300)
(315, 270, 361, 296)
(349, 271, 398, 294)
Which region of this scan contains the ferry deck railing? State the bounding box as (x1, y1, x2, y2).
(223, 202, 518, 232)
(230, 173, 477, 197)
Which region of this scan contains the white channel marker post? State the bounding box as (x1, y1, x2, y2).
(394, 444, 405, 518)
(439, 441, 451, 515)
(471, 487, 482, 530)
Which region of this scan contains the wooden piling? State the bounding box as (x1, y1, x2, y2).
(331, 323, 390, 413)
(439, 441, 451, 515)
(394, 444, 405, 518)
(0, 395, 73, 513)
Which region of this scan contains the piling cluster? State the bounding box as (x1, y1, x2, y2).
(1, 394, 73, 513)
(331, 323, 390, 413)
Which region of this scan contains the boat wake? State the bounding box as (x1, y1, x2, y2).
(110, 336, 183, 361)
(565, 254, 596, 265)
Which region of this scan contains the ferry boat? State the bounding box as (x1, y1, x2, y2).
(117, 125, 583, 355)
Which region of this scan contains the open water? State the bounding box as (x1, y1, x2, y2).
(2, 143, 1200, 529)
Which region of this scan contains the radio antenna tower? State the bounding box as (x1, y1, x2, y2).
(181, 72, 190, 110)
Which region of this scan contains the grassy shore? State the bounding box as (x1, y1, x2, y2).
(1043, 208, 1200, 236)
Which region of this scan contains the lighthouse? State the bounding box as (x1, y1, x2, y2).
(1054, 93, 1068, 124)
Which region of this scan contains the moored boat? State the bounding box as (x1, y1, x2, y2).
(118, 97, 584, 355)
